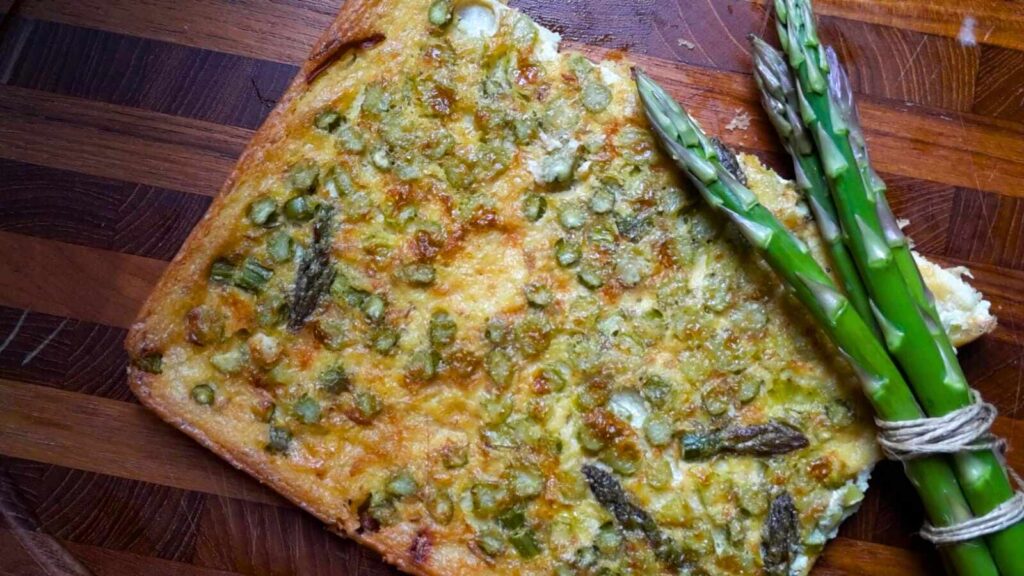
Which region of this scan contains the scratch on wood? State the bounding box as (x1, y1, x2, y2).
(21, 318, 68, 366)
(0, 309, 29, 355)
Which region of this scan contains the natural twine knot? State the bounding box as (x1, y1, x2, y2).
(875, 390, 1024, 545)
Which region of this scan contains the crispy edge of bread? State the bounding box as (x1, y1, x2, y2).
(124, 1, 448, 573)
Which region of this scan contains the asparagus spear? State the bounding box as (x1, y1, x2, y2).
(776, 2, 1024, 572)
(635, 69, 999, 576)
(748, 34, 877, 337)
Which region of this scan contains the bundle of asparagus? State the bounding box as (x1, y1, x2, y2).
(634, 1, 1024, 573)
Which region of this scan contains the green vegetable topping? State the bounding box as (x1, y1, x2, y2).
(511, 470, 544, 499)
(353, 390, 382, 421)
(484, 318, 509, 345)
(210, 347, 246, 374)
(186, 305, 225, 346)
(235, 258, 274, 292)
(540, 362, 571, 392)
(589, 188, 615, 214)
(190, 383, 215, 405)
(485, 348, 515, 386)
(577, 266, 605, 290)
(371, 145, 391, 170)
(644, 416, 675, 447)
(508, 528, 541, 558)
(401, 263, 436, 286)
(642, 375, 673, 408)
(319, 365, 350, 394)
(248, 196, 279, 228)
(594, 522, 622, 553)
(134, 353, 163, 374)
(538, 145, 577, 184)
(386, 470, 419, 498)
(266, 231, 293, 263)
(427, 490, 454, 524)
(407, 349, 441, 381)
(521, 194, 547, 222)
(334, 124, 365, 152)
(371, 328, 399, 354)
(323, 168, 354, 197)
(428, 0, 452, 26)
(361, 293, 387, 322)
(209, 259, 235, 285)
(471, 483, 507, 516)
(524, 283, 554, 308)
(555, 238, 581, 267)
(511, 14, 537, 46)
(476, 527, 506, 557)
(293, 395, 321, 424)
(284, 195, 314, 221)
(266, 425, 292, 453)
(443, 444, 469, 469)
(558, 203, 587, 230)
(314, 110, 341, 131)
(581, 82, 612, 112)
(429, 310, 457, 347)
(287, 161, 319, 193)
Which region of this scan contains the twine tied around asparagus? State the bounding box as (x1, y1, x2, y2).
(875, 390, 1024, 545)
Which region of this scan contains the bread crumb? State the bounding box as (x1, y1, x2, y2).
(958, 16, 977, 47)
(677, 38, 695, 50)
(726, 110, 751, 132)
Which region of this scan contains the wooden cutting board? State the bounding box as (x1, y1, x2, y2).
(1, 0, 1023, 574)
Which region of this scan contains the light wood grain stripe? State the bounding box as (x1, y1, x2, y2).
(748, 0, 1024, 52)
(0, 379, 283, 506)
(0, 85, 248, 196)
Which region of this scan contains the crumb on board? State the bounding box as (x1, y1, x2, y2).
(677, 38, 695, 50)
(958, 15, 977, 46)
(726, 110, 751, 132)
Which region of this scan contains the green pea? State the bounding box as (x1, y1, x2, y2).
(508, 528, 541, 559)
(361, 293, 387, 322)
(371, 328, 399, 354)
(538, 147, 576, 184)
(319, 365, 350, 394)
(484, 318, 509, 345)
(210, 347, 246, 374)
(314, 110, 341, 131)
(577, 266, 604, 290)
(644, 416, 674, 447)
(209, 259, 235, 285)
(266, 231, 293, 263)
(266, 425, 292, 453)
(511, 470, 544, 499)
(284, 195, 314, 221)
(287, 161, 319, 193)
(427, 490, 454, 524)
(427, 0, 451, 26)
(589, 188, 615, 214)
(521, 194, 547, 222)
(558, 203, 587, 230)
(248, 196, 279, 227)
(471, 483, 507, 516)
(334, 124, 365, 152)
(293, 395, 321, 424)
(402, 263, 436, 286)
(540, 362, 571, 392)
(554, 238, 581, 267)
(386, 470, 419, 498)
(366, 491, 397, 526)
(354, 390, 382, 421)
(642, 375, 673, 408)
(443, 444, 469, 469)
(407, 349, 441, 381)
(702, 386, 730, 416)
(524, 283, 553, 308)
(738, 374, 762, 404)
(429, 310, 457, 347)
(476, 527, 506, 557)
(485, 349, 514, 386)
(191, 383, 215, 405)
(581, 82, 612, 112)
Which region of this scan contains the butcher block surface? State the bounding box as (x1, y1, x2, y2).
(1, 0, 1023, 574)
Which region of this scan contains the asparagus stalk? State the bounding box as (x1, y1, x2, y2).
(635, 70, 999, 576)
(748, 35, 877, 337)
(776, 2, 1024, 572)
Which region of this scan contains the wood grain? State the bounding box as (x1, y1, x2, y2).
(0, 85, 248, 195)
(1, 0, 1022, 574)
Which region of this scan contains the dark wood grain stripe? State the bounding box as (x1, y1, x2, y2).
(973, 45, 1024, 131)
(0, 381, 283, 506)
(0, 231, 164, 329)
(0, 306, 132, 402)
(0, 159, 210, 261)
(0, 529, 247, 576)
(0, 85, 248, 195)
(0, 17, 293, 130)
